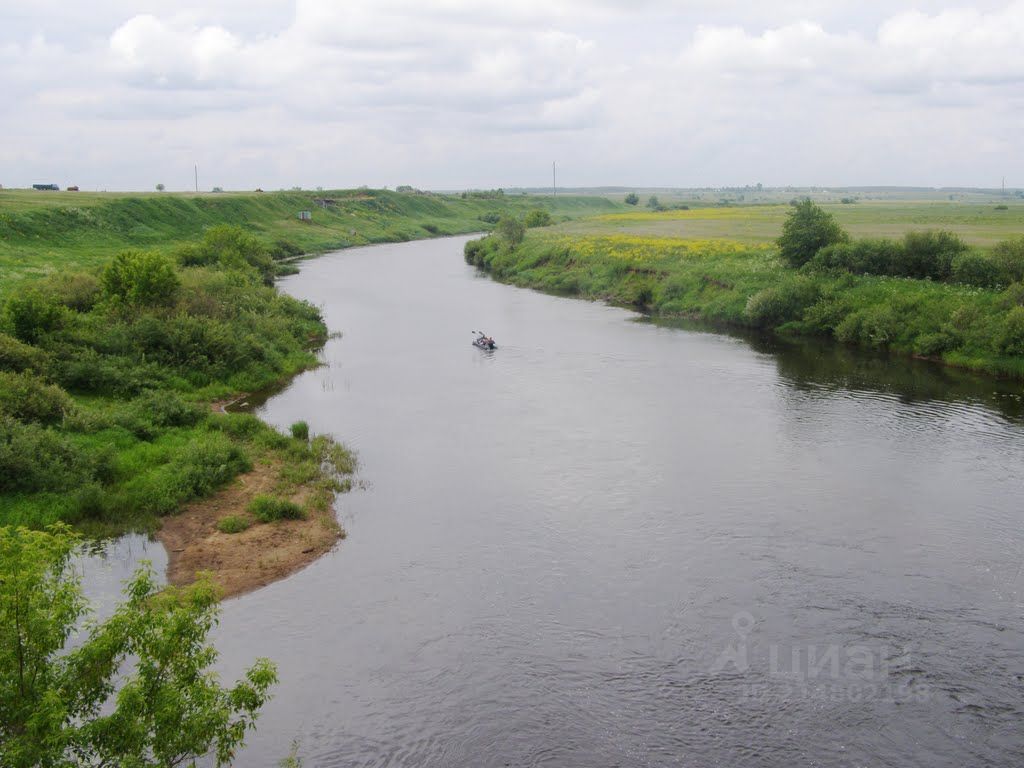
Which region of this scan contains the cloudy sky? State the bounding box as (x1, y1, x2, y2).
(2, 1, 1022, 191)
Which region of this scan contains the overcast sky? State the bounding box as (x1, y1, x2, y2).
(2, 1, 1022, 191)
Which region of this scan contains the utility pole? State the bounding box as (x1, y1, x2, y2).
(552, 161, 557, 197)
(194, 164, 199, 193)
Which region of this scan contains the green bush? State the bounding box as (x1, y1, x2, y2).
(171, 434, 251, 498)
(524, 209, 553, 228)
(624, 193, 639, 206)
(216, 515, 251, 534)
(913, 329, 959, 357)
(495, 216, 525, 247)
(951, 252, 1003, 288)
(896, 231, 966, 280)
(102, 250, 181, 308)
(744, 278, 820, 329)
(4, 290, 62, 343)
(807, 239, 904, 276)
(777, 199, 849, 267)
(248, 495, 304, 522)
(996, 307, 1024, 356)
(43, 271, 102, 312)
(270, 239, 303, 260)
(290, 421, 309, 440)
(0, 332, 46, 373)
(177, 225, 276, 285)
(0, 418, 94, 493)
(835, 305, 900, 348)
(991, 237, 1024, 284)
(0, 371, 73, 425)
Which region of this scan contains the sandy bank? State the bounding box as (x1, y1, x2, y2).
(157, 459, 344, 600)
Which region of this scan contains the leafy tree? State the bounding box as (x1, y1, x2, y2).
(0, 525, 277, 767)
(102, 251, 181, 308)
(176, 225, 275, 285)
(524, 209, 553, 228)
(992, 237, 1024, 284)
(495, 216, 525, 247)
(3, 290, 62, 343)
(624, 193, 639, 206)
(155, 183, 165, 192)
(777, 199, 849, 267)
(646, 195, 661, 210)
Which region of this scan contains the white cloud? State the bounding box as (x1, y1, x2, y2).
(0, 1, 1022, 189)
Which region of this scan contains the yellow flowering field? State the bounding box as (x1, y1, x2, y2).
(544, 234, 754, 265)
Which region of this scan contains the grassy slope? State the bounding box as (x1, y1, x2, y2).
(466, 203, 1024, 379)
(0, 188, 618, 289)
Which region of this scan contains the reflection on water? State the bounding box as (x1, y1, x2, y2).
(652, 316, 1024, 423)
(77, 533, 167, 622)
(98, 237, 1024, 767)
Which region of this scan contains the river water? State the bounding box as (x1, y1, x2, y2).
(100, 235, 1024, 766)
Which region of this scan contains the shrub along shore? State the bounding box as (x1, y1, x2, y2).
(465, 204, 1024, 379)
(0, 224, 357, 538)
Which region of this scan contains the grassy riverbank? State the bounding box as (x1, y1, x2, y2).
(0, 188, 618, 289)
(466, 202, 1024, 379)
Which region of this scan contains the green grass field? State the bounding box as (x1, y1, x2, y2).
(0, 188, 618, 291)
(555, 201, 1024, 246)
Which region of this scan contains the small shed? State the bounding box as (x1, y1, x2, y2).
(298, 210, 312, 222)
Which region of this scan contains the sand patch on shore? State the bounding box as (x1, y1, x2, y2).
(157, 459, 343, 599)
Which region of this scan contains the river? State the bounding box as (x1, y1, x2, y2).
(94, 235, 1024, 766)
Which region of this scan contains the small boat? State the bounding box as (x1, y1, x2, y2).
(473, 332, 497, 350)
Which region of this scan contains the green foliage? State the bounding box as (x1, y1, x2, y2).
(524, 209, 553, 228)
(216, 514, 251, 534)
(176, 225, 276, 285)
(0, 371, 73, 424)
(495, 216, 526, 247)
(312, 434, 357, 476)
(4, 290, 62, 343)
(0, 418, 97, 493)
(0, 525, 277, 767)
(270, 239, 303, 261)
(290, 420, 309, 440)
(624, 193, 639, 206)
(951, 252, 1003, 288)
(102, 250, 181, 308)
(646, 196, 661, 210)
(249, 495, 305, 522)
(744, 278, 820, 329)
(992, 237, 1024, 283)
(777, 199, 849, 267)
(897, 230, 966, 280)
(996, 307, 1024, 356)
(43, 271, 103, 312)
(0, 332, 46, 373)
(807, 239, 904, 276)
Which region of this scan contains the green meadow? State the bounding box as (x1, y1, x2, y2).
(0, 188, 617, 290)
(556, 200, 1024, 246)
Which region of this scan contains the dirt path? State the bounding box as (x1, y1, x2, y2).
(157, 460, 343, 600)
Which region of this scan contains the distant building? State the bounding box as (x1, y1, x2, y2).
(66, 185, 79, 191)
(298, 210, 312, 221)
(33, 183, 59, 191)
